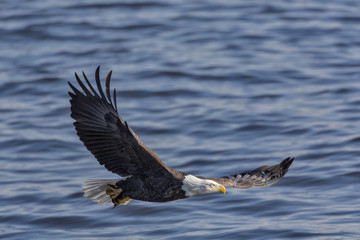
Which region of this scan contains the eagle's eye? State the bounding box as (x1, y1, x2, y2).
(210, 183, 215, 188)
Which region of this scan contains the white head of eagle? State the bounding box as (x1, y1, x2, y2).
(181, 175, 226, 197)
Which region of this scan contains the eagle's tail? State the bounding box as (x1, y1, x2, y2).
(82, 179, 132, 206)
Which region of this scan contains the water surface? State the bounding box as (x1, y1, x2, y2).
(1, 0, 359, 239)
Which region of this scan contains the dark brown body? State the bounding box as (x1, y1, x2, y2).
(115, 176, 188, 202)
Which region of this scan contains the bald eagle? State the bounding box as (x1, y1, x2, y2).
(68, 67, 294, 207)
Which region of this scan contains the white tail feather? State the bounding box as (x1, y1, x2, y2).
(82, 179, 118, 205)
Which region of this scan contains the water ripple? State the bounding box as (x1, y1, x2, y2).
(1, 0, 360, 239)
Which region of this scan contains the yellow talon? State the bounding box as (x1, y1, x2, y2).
(106, 184, 122, 198)
(112, 196, 131, 208)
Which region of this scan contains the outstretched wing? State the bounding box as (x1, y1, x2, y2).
(68, 66, 173, 178)
(205, 157, 294, 188)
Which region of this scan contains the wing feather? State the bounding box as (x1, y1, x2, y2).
(105, 71, 113, 105)
(203, 157, 294, 188)
(82, 71, 100, 98)
(68, 67, 174, 178)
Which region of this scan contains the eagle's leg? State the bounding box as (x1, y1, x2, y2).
(106, 184, 121, 200)
(106, 184, 131, 207)
(112, 196, 132, 207)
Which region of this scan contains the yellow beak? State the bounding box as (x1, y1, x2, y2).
(218, 185, 226, 194)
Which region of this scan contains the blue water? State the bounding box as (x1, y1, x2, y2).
(1, 0, 359, 239)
